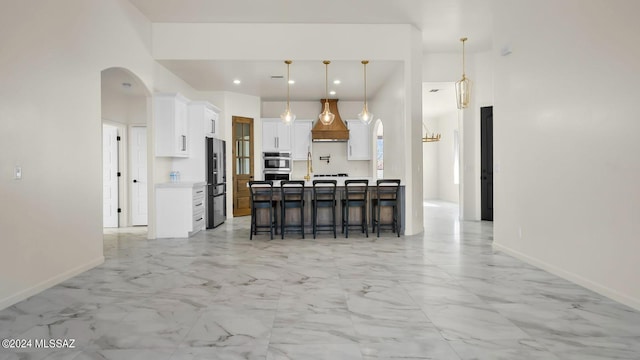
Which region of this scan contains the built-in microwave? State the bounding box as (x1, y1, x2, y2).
(263, 152, 291, 172)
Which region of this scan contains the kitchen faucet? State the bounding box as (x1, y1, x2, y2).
(304, 151, 313, 181)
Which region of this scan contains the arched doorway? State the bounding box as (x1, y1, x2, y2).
(100, 68, 151, 236)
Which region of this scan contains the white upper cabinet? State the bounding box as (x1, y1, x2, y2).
(204, 105, 221, 138)
(291, 120, 313, 160)
(346, 120, 371, 160)
(154, 93, 190, 157)
(262, 118, 292, 152)
(189, 101, 221, 139)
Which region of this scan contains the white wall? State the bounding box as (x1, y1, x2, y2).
(262, 100, 372, 179)
(492, 0, 640, 310)
(0, 0, 204, 309)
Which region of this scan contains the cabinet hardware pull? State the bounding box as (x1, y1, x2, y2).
(211, 119, 215, 134)
(181, 135, 187, 151)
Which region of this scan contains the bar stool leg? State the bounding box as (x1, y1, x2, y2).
(300, 204, 305, 239)
(377, 203, 381, 238)
(345, 206, 349, 238)
(332, 204, 336, 238)
(281, 204, 285, 240)
(269, 206, 273, 240)
(364, 204, 369, 238)
(313, 202, 317, 239)
(250, 207, 254, 240)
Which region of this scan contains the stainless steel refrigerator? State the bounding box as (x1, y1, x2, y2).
(206, 137, 226, 228)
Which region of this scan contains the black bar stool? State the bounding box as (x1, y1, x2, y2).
(312, 180, 337, 238)
(341, 179, 368, 238)
(249, 180, 277, 240)
(280, 180, 305, 239)
(371, 179, 401, 237)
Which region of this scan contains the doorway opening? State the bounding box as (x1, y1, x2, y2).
(100, 68, 150, 238)
(374, 120, 384, 179)
(422, 82, 459, 206)
(232, 116, 254, 217)
(480, 106, 493, 221)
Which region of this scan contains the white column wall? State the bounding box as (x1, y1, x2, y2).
(492, 0, 640, 309)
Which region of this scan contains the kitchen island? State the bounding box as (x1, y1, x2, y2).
(251, 178, 405, 237)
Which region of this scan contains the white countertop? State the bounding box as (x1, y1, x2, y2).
(156, 181, 206, 189)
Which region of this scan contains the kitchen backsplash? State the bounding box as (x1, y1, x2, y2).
(290, 142, 371, 179)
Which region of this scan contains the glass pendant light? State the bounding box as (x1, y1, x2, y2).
(455, 37, 471, 109)
(318, 60, 335, 125)
(358, 60, 373, 125)
(280, 60, 296, 124)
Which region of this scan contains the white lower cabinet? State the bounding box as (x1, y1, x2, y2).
(155, 182, 206, 238)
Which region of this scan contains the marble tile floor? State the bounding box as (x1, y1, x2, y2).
(1, 201, 640, 359)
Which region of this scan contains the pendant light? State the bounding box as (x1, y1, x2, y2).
(280, 60, 296, 124)
(318, 60, 335, 125)
(358, 60, 373, 125)
(455, 37, 471, 109)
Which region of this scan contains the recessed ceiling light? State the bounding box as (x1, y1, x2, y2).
(233, 79, 241, 85)
(288, 80, 295, 84)
(333, 80, 341, 85)
(329, 90, 336, 95)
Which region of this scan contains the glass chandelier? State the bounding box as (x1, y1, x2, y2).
(280, 60, 296, 124)
(358, 60, 373, 125)
(318, 60, 335, 125)
(455, 37, 471, 109)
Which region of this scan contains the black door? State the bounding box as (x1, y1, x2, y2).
(481, 106, 494, 221)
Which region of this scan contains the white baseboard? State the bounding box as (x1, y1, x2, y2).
(0, 256, 105, 311)
(493, 242, 640, 311)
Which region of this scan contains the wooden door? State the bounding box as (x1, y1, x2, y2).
(481, 106, 494, 221)
(232, 116, 254, 217)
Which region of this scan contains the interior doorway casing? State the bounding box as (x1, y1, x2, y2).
(100, 67, 152, 233)
(232, 116, 254, 217)
(102, 123, 119, 228)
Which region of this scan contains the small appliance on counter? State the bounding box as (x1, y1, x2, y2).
(263, 151, 292, 181)
(206, 138, 226, 229)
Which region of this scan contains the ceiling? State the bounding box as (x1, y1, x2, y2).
(126, 0, 493, 101)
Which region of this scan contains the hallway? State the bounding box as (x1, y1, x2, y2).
(1, 202, 639, 359)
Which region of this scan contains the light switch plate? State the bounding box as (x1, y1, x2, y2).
(15, 166, 22, 180)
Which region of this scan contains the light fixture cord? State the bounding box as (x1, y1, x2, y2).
(363, 62, 367, 107)
(325, 62, 329, 105)
(462, 39, 466, 78)
(286, 62, 290, 109)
